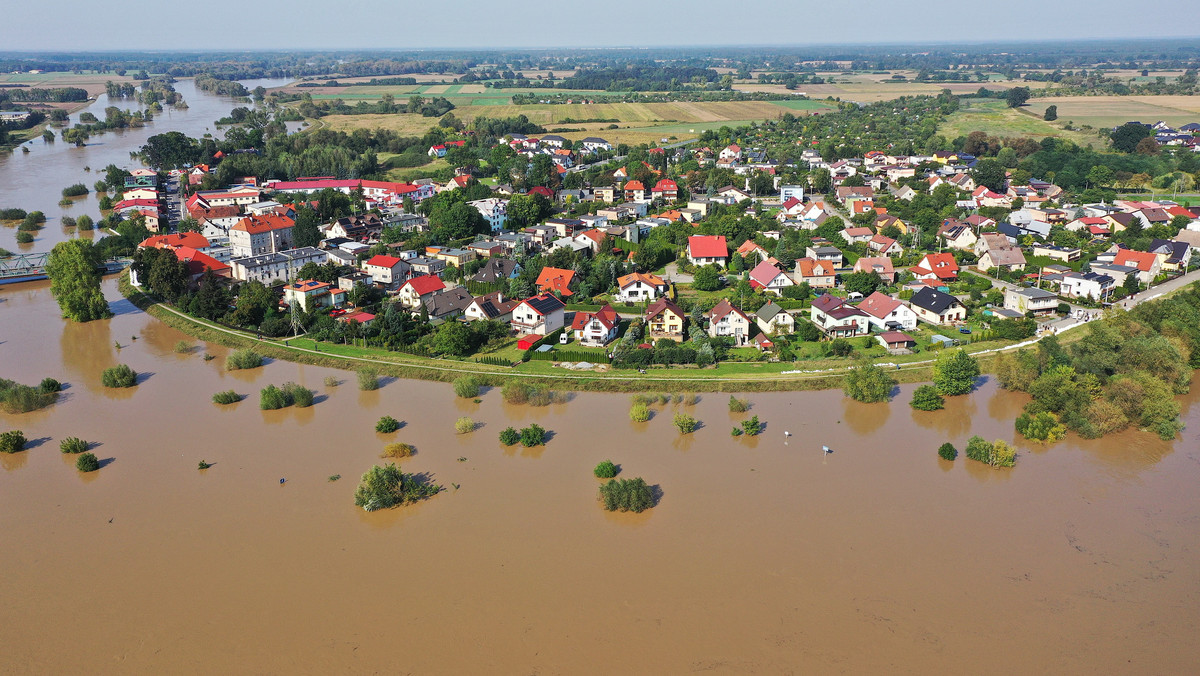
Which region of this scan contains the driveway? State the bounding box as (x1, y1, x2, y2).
(663, 262, 693, 284)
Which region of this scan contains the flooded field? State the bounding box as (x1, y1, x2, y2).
(2, 278, 1198, 673)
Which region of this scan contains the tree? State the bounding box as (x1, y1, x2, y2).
(937, 443, 957, 461)
(1134, 137, 1159, 155)
(431, 321, 474, 356)
(933, 349, 980, 395)
(229, 281, 274, 327)
(598, 477, 655, 513)
(842, 271, 883, 296)
(292, 205, 321, 248)
(1043, 105, 1057, 121)
(1110, 122, 1153, 153)
(1086, 165, 1113, 189)
(842, 363, 897, 403)
(1004, 86, 1031, 108)
(910, 385, 945, 411)
(46, 239, 111, 322)
(691, 264, 722, 291)
(972, 158, 1007, 192)
(147, 248, 189, 302)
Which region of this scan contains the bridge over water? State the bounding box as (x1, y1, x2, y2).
(0, 252, 48, 284)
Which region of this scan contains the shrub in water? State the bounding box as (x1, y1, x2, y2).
(101, 364, 137, 388)
(0, 430, 27, 454)
(498, 427, 520, 446)
(910, 385, 945, 411)
(59, 437, 88, 454)
(741, 415, 763, 436)
(75, 452, 100, 472)
(354, 463, 441, 511)
(174, 340, 193, 354)
(15, 232, 33, 244)
(212, 390, 242, 405)
(0, 377, 59, 413)
(938, 442, 958, 461)
(198, 460, 213, 470)
(226, 349, 263, 371)
(629, 402, 650, 422)
(728, 395, 749, 413)
(594, 460, 618, 478)
(674, 412, 698, 434)
(284, 383, 314, 408)
(598, 477, 654, 513)
(683, 394, 700, 406)
(376, 415, 401, 433)
(455, 417, 476, 434)
(259, 384, 292, 410)
(520, 423, 546, 447)
(452, 376, 480, 398)
(324, 375, 339, 387)
(501, 380, 533, 404)
(38, 378, 62, 393)
(357, 367, 380, 391)
(381, 442, 415, 458)
(730, 426, 743, 437)
(965, 435, 1016, 467)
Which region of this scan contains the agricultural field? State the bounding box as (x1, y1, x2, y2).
(734, 71, 1049, 102)
(1025, 95, 1200, 129)
(938, 99, 1105, 147)
(0, 70, 138, 97)
(317, 99, 837, 145)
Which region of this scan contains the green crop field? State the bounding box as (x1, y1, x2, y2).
(938, 99, 1105, 147)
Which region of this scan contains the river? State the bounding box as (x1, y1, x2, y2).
(2, 80, 1200, 674)
(0, 78, 290, 254)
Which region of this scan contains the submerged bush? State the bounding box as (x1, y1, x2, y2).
(354, 463, 441, 511)
(520, 423, 546, 447)
(381, 442, 415, 458)
(258, 383, 312, 410)
(674, 412, 698, 434)
(0, 430, 27, 454)
(498, 427, 520, 446)
(730, 426, 743, 437)
(452, 376, 480, 398)
(59, 437, 88, 454)
(174, 340, 193, 354)
(740, 415, 763, 436)
(212, 390, 242, 405)
(455, 417, 476, 434)
(593, 460, 618, 478)
(938, 442, 958, 461)
(375, 415, 401, 433)
(226, 349, 263, 371)
(964, 435, 1016, 468)
(0, 377, 59, 413)
(357, 367, 380, 391)
(728, 395, 749, 413)
(629, 402, 650, 422)
(910, 385, 945, 411)
(501, 381, 564, 406)
(101, 364, 137, 388)
(1015, 411, 1067, 443)
(599, 477, 655, 513)
(285, 382, 313, 408)
(75, 452, 100, 472)
(323, 375, 339, 387)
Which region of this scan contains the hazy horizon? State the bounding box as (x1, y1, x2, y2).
(2, 1, 1199, 52)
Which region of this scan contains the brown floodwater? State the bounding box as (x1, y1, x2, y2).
(2, 278, 1199, 674)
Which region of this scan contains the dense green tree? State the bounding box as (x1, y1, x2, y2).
(1042, 104, 1057, 121)
(842, 363, 897, 403)
(691, 264, 722, 291)
(229, 281, 275, 327)
(1004, 86, 1031, 108)
(910, 385, 945, 411)
(933, 349, 980, 395)
(292, 205, 322, 248)
(46, 240, 111, 322)
(843, 271, 883, 296)
(972, 158, 1007, 192)
(1110, 122, 1154, 153)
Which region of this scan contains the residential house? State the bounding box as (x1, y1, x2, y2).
(571, 304, 620, 346)
(1147, 239, 1192, 272)
(716, 185, 751, 203)
(840, 227, 875, 245)
(1004, 287, 1058, 316)
(580, 137, 613, 153)
(511, 294, 567, 336)
(736, 239, 771, 263)
(467, 198, 508, 232)
(623, 180, 646, 202)
(910, 253, 960, 282)
(408, 256, 446, 278)
(464, 292, 518, 323)
(1112, 248, 1162, 284)
(615, 272, 668, 302)
(1032, 244, 1082, 263)
(877, 331, 917, 351)
(427, 247, 475, 268)
(707, 299, 752, 346)
(362, 255, 411, 289)
(853, 257, 896, 284)
(755, 302, 795, 335)
(228, 247, 326, 284)
(422, 287, 474, 321)
(1059, 271, 1116, 301)
(228, 214, 295, 258)
(687, 235, 729, 267)
(977, 247, 1027, 273)
(747, 260, 794, 296)
(645, 298, 687, 340)
(719, 144, 742, 162)
(939, 221, 978, 250)
(868, 233, 902, 257)
(651, 179, 679, 201)
(282, 280, 347, 313)
(471, 258, 521, 284)
(909, 287, 967, 324)
(794, 257, 837, 288)
(810, 294, 870, 338)
(889, 185, 917, 201)
(535, 266, 577, 297)
(856, 291, 918, 331)
(396, 275, 446, 309)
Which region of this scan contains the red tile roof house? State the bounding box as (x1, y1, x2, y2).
(651, 179, 679, 201)
(362, 254, 411, 289)
(868, 233, 903, 257)
(856, 291, 918, 331)
(536, 266, 577, 297)
(736, 239, 770, 263)
(623, 180, 646, 202)
(396, 274, 446, 309)
(687, 235, 729, 267)
(706, 299, 753, 346)
(810, 294, 870, 338)
(747, 260, 795, 296)
(571, 304, 620, 346)
(511, 294, 567, 336)
(910, 253, 959, 282)
(853, 257, 896, 284)
(1112, 248, 1162, 285)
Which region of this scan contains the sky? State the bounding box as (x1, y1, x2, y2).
(2, 0, 1199, 51)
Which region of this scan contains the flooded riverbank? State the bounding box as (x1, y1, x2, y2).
(2, 277, 1198, 674)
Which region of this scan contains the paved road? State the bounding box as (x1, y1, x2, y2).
(662, 262, 693, 284)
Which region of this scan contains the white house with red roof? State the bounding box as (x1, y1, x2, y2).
(719, 144, 742, 162)
(687, 235, 728, 267)
(856, 291, 917, 331)
(707, 299, 752, 345)
(1112, 249, 1161, 284)
(910, 252, 959, 282)
(779, 196, 806, 217)
(228, 214, 295, 258)
(571, 304, 620, 346)
(623, 180, 646, 202)
(397, 274, 446, 308)
(747, 260, 794, 296)
(364, 254, 412, 289)
(810, 294, 870, 337)
(868, 233, 903, 257)
(853, 256, 896, 284)
(651, 179, 678, 201)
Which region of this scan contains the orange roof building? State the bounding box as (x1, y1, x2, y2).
(536, 267, 576, 297)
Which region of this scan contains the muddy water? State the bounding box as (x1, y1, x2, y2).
(0, 78, 289, 254)
(2, 279, 1199, 674)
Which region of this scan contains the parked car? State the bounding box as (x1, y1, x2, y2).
(958, 327, 972, 334)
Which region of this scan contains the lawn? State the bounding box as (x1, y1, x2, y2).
(937, 99, 1104, 147)
(1024, 95, 1200, 130)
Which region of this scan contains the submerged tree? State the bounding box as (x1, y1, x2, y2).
(46, 239, 111, 322)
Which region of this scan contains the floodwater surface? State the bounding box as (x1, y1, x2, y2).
(2, 279, 1198, 674)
